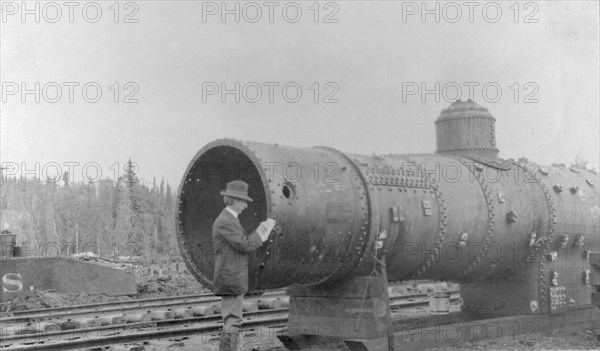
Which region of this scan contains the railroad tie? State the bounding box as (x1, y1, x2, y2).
(172, 308, 193, 319)
(280, 297, 290, 308)
(590, 252, 600, 307)
(257, 298, 283, 310)
(111, 315, 129, 324)
(10, 323, 38, 335)
(107, 345, 145, 351)
(97, 315, 116, 326)
(59, 320, 82, 330)
(149, 310, 174, 321)
(118, 313, 151, 323)
(242, 301, 258, 312)
(74, 317, 103, 328)
(12, 321, 61, 334)
(191, 306, 215, 316)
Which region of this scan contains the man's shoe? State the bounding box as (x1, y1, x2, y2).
(219, 330, 239, 351)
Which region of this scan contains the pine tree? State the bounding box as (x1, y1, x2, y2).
(97, 179, 116, 257)
(1, 163, 180, 262)
(114, 182, 134, 257)
(117, 159, 149, 260)
(161, 183, 177, 255)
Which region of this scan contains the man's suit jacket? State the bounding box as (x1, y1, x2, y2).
(212, 209, 263, 296)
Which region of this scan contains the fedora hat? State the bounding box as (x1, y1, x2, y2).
(220, 180, 253, 202)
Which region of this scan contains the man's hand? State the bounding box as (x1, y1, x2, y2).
(256, 219, 276, 242)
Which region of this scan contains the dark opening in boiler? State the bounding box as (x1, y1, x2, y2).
(178, 145, 268, 288)
(282, 182, 295, 199)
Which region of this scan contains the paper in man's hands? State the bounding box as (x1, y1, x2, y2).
(257, 218, 276, 242)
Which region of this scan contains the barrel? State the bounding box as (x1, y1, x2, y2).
(0, 233, 16, 259)
(428, 292, 450, 314)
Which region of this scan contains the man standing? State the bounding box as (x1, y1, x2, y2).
(213, 180, 273, 351)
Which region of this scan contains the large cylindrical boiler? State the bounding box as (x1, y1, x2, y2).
(177, 139, 600, 292)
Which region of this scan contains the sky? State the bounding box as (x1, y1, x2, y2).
(1, 1, 599, 187)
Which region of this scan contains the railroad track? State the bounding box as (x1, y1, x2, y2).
(0, 290, 287, 323)
(0, 291, 459, 350)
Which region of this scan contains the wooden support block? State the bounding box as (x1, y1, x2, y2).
(287, 276, 385, 298)
(277, 333, 324, 350)
(284, 275, 391, 340)
(345, 309, 599, 351)
(242, 301, 258, 312)
(589, 252, 600, 268)
(280, 297, 289, 308)
(149, 310, 174, 321)
(288, 296, 390, 339)
(191, 306, 215, 316)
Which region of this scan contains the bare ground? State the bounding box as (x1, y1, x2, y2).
(2, 257, 598, 350)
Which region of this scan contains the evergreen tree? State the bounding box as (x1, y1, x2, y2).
(97, 179, 116, 257)
(114, 182, 134, 256)
(0, 164, 179, 262)
(162, 183, 177, 255)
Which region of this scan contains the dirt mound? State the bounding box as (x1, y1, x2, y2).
(134, 257, 210, 298)
(0, 255, 208, 313)
(1, 291, 133, 312)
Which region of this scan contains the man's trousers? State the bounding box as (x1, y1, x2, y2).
(221, 294, 244, 331)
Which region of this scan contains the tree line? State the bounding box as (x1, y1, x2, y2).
(0, 160, 178, 262)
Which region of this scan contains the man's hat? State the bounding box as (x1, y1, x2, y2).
(220, 180, 253, 202)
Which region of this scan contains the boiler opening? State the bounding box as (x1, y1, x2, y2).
(282, 182, 295, 199)
(179, 145, 268, 289)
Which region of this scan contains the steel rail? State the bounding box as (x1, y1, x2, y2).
(0, 294, 461, 350)
(1, 287, 453, 324)
(0, 290, 287, 322)
(3, 313, 290, 351)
